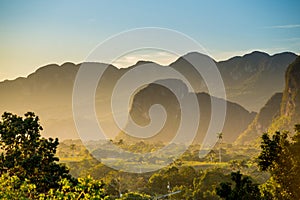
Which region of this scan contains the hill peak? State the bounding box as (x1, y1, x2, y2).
(243, 51, 270, 59)
(134, 60, 155, 66)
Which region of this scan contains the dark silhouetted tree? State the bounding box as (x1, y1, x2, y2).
(216, 171, 261, 200)
(258, 125, 300, 199)
(0, 112, 72, 192)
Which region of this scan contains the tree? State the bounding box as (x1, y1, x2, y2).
(258, 125, 300, 199)
(43, 176, 108, 200)
(0, 112, 72, 192)
(216, 171, 261, 200)
(0, 172, 38, 199)
(192, 168, 229, 199)
(217, 133, 223, 162)
(70, 143, 76, 157)
(0, 173, 109, 200)
(148, 173, 166, 195)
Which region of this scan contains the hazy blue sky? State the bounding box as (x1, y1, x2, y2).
(0, 0, 299, 81)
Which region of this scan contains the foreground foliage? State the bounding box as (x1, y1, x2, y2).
(258, 125, 300, 199)
(1, 112, 299, 199)
(216, 171, 260, 200)
(0, 112, 108, 199)
(0, 173, 108, 200)
(0, 112, 72, 192)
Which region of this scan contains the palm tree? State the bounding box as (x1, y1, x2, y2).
(70, 143, 76, 157)
(217, 132, 223, 162)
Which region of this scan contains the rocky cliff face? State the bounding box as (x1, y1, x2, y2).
(281, 56, 300, 120)
(269, 56, 300, 132)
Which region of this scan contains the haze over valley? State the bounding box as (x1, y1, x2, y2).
(1, 1, 300, 199)
(0, 51, 297, 144)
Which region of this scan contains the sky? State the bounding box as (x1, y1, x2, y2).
(0, 0, 300, 81)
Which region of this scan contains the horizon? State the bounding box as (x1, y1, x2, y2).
(0, 49, 297, 82)
(1, 1, 300, 81)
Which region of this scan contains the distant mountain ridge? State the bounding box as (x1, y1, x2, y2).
(235, 56, 300, 145)
(218, 51, 296, 112)
(0, 51, 297, 141)
(170, 51, 297, 111)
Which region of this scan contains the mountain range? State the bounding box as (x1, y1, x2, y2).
(0, 51, 297, 142)
(170, 51, 296, 111)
